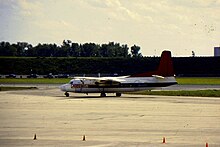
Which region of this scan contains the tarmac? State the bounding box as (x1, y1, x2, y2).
(0, 86, 220, 146)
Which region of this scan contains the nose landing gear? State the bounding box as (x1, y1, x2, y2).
(65, 92, 69, 97)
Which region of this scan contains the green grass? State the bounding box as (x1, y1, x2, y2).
(0, 78, 70, 84)
(0, 87, 38, 91)
(128, 90, 220, 97)
(176, 77, 220, 85)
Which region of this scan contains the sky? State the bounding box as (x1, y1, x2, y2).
(0, 0, 220, 56)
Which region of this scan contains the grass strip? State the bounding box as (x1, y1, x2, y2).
(0, 87, 38, 91)
(128, 90, 220, 97)
(176, 77, 220, 85)
(0, 78, 70, 84)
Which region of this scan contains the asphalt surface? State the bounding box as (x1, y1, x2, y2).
(0, 86, 219, 146)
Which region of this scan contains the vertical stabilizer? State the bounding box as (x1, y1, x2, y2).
(157, 51, 174, 77)
(130, 51, 175, 77)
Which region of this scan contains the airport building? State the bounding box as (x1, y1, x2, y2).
(214, 47, 220, 57)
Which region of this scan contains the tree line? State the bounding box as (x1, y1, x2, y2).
(0, 40, 142, 57)
(1, 56, 220, 76)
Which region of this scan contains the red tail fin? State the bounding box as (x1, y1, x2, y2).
(130, 51, 175, 77)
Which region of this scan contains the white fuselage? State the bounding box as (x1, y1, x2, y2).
(60, 76, 177, 94)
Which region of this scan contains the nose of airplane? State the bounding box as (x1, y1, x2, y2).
(59, 84, 66, 91)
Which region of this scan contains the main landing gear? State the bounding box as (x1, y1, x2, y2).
(116, 93, 121, 97)
(100, 93, 122, 97)
(65, 92, 69, 97)
(100, 93, 106, 97)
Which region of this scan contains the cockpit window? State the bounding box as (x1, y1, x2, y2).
(69, 79, 81, 85)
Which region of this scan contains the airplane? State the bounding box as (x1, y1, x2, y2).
(60, 50, 177, 97)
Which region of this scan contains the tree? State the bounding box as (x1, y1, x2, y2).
(82, 43, 100, 57)
(61, 40, 72, 57)
(0, 41, 138, 57)
(70, 43, 80, 57)
(15, 42, 32, 56)
(120, 44, 129, 57)
(100, 44, 108, 57)
(99, 42, 129, 57)
(192, 51, 195, 57)
(0, 41, 17, 56)
(131, 45, 142, 57)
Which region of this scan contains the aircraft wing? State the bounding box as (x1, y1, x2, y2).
(73, 76, 126, 86)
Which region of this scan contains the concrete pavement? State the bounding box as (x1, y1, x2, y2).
(0, 87, 219, 146)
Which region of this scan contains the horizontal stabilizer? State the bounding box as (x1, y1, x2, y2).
(152, 75, 165, 79)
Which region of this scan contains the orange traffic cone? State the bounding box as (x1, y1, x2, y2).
(82, 135, 86, 141)
(206, 142, 208, 147)
(33, 134, 37, 140)
(162, 137, 166, 144)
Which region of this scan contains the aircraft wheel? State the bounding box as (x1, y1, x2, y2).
(116, 93, 121, 97)
(65, 92, 69, 97)
(100, 93, 106, 97)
